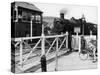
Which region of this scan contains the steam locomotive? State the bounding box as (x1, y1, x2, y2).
(52, 13, 97, 35)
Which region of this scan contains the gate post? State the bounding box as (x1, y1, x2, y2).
(55, 37, 58, 71)
(93, 47, 96, 62)
(40, 25, 47, 72)
(66, 32, 68, 49)
(79, 36, 81, 53)
(68, 32, 72, 52)
(19, 39, 23, 67)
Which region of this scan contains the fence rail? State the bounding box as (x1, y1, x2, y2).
(11, 32, 68, 71)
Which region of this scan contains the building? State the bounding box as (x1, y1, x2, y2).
(11, 2, 43, 38)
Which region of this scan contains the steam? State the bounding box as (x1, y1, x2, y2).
(60, 8, 67, 15)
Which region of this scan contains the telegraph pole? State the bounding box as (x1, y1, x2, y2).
(30, 16, 34, 38)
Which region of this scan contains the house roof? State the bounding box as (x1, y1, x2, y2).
(12, 2, 42, 13)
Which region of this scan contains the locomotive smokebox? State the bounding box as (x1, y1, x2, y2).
(60, 13, 64, 19)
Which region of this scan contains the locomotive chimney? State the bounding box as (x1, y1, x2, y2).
(60, 13, 64, 19)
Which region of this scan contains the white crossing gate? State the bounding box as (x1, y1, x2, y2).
(11, 32, 68, 72)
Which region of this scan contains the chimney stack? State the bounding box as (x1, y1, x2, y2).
(60, 13, 64, 19)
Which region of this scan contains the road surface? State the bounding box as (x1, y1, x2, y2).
(25, 51, 97, 73)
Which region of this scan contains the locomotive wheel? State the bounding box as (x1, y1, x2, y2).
(79, 50, 88, 60)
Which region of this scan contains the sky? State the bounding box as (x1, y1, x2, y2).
(33, 2, 98, 24)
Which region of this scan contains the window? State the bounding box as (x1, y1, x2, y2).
(35, 15, 41, 23)
(22, 12, 28, 21)
(27, 13, 31, 21)
(18, 10, 22, 22)
(22, 11, 31, 22)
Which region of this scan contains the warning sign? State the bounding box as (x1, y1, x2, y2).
(74, 27, 80, 33)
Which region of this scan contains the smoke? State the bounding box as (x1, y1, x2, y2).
(60, 8, 67, 15)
